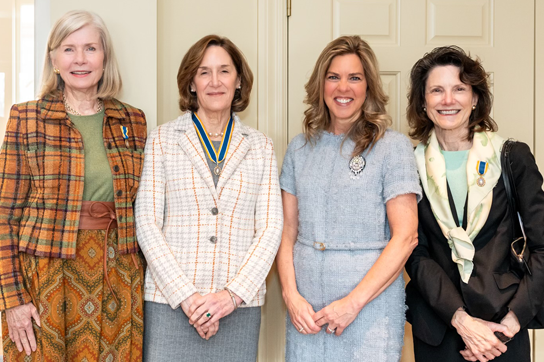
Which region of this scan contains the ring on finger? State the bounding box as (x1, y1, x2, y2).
(206, 312, 212, 318)
(327, 326, 336, 333)
(298, 326, 304, 332)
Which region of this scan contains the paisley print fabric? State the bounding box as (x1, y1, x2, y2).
(2, 229, 144, 361)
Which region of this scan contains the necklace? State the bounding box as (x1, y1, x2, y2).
(63, 94, 103, 116)
(207, 132, 224, 137)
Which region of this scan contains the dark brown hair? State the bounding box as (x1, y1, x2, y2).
(177, 35, 253, 113)
(304, 36, 391, 156)
(407, 45, 496, 143)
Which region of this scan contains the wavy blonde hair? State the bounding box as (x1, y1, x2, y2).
(38, 10, 122, 99)
(304, 36, 391, 156)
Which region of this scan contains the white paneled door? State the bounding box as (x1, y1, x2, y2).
(288, 1, 537, 362)
(288, 0, 535, 148)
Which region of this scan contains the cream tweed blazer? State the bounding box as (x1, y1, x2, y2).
(135, 112, 283, 309)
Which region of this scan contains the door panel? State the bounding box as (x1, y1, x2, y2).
(289, 0, 535, 148)
(288, 1, 536, 362)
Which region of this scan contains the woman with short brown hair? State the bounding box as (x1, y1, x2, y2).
(136, 35, 282, 361)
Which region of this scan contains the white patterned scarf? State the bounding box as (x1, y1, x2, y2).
(414, 131, 505, 283)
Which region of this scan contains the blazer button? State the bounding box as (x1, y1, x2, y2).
(209, 236, 217, 244)
(113, 165, 120, 172)
(211, 207, 219, 215)
(116, 190, 123, 197)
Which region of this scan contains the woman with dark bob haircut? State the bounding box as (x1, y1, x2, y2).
(405, 45, 544, 362)
(135, 35, 282, 361)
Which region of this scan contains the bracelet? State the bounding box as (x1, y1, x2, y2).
(225, 288, 238, 310)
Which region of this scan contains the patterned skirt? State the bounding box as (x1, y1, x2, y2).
(2, 228, 144, 361)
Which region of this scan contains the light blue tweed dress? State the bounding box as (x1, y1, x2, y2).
(280, 130, 421, 362)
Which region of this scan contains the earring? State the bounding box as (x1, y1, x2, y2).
(423, 107, 427, 112)
(190, 88, 195, 93)
(237, 85, 241, 89)
(472, 105, 476, 110)
(53, 68, 60, 75)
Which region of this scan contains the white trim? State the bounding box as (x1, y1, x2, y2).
(34, 0, 50, 98)
(257, 0, 288, 361)
(257, 0, 288, 166)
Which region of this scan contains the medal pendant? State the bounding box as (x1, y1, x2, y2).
(214, 165, 221, 176)
(477, 176, 486, 187)
(349, 155, 366, 177)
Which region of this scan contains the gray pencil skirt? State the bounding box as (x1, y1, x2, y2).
(143, 301, 261, 362)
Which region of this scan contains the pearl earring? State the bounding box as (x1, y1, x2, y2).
(472, 105, 476, 110)
(423, 107, 427, 112)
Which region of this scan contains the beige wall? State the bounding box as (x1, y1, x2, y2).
(0, 1, 14, 142)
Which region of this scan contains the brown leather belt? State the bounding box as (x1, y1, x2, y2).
(79, 201, 138, 303)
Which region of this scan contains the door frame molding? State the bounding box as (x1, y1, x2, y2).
(256, 1, 288, 361)
(257, 0, 288, 165)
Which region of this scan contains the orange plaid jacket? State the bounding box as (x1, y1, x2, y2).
(0, 95, 146, 310)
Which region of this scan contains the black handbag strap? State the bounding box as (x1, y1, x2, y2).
(501, 140, 519, 228)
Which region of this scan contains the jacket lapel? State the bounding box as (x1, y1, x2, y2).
(175, 113, 218, 199)
(216, 118, 251, 191)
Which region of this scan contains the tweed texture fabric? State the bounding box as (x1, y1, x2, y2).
(0, 95, 146, 310)
(143, 301, 261, 362)
(135, 112, 283, 309)
(280, 130, 421, 362)
(2, 229, 145, 361)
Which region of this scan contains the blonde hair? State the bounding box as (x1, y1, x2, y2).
(304, 36, 391, 156)
(38, 10, 122, 99)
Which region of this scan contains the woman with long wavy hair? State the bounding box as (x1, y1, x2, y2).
(276, 35, 421, 361)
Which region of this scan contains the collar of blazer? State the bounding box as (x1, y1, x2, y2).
(174, 111, 252, 200)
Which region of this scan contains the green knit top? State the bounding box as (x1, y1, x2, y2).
(69, 109, 114, 202)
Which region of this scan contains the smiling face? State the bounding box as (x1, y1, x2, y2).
(191, 45, 240, 115)
(323, 53, 368, 126)
(424, 65, 478, 138)
(51, 25, 104, 95)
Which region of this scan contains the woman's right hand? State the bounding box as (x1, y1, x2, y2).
(5, 302, 41, 356)
(452, 308, 512, 362)
(181, 293, 219, 340)
(284, 292, 321, 335)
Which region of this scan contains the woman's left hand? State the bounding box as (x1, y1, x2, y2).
(313, 295, 360, 336)
(189, 290, 240, 328)
(500, 311, 520, 337)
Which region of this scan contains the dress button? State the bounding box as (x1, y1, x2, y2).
(113, 165, 120, 172)
(209, 236, 217, 244)
(211, 207, 219, 215)
(108, 142, 112, 149)
(116, 190, 122, 197)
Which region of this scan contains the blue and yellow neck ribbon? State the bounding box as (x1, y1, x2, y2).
(192, 112, 234, 166)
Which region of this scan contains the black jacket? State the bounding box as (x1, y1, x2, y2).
(406, 141, 544, 346)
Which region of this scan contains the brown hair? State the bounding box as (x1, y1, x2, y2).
(38, 10, 122, 99)
(177, 35, 253, 113)
(303, 36, 391, 156)
(407, 45, 496, 143)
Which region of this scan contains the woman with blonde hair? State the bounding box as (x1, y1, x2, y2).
(277, 35, 421, 361)
(0, 10, 146, 361)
